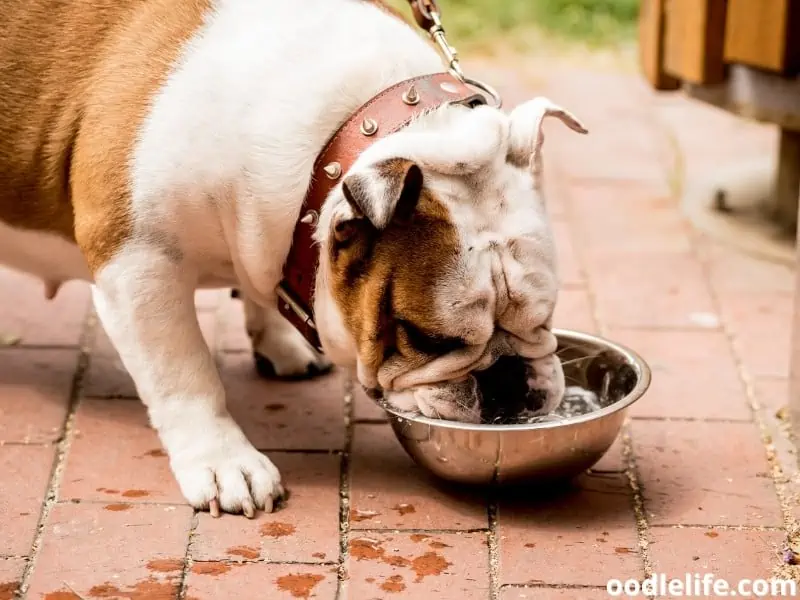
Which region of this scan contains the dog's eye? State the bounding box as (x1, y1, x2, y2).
(397, 319, 466, 356)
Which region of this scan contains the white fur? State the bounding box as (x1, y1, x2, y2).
(0, 0, 585, 515)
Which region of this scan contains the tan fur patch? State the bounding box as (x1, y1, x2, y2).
(0, 0, 211, 272)
(329, 185, 462, 377)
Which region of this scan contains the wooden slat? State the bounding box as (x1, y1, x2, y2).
(638, 0, 680, 90)
(724, 0, 800, 75)
(663, 0, 727, 84)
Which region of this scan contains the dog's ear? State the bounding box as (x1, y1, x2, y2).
(507, 97, 587, 182)
(340, 157, 423, 232)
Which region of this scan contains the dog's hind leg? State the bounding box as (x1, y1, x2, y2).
(243, 293, 332, 380)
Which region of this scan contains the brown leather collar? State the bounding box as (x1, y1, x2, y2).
(277, 72, 487, 349)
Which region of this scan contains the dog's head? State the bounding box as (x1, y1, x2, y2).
(313, 97, 587, 423)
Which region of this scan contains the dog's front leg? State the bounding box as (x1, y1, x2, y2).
(92, 247, 283, 517)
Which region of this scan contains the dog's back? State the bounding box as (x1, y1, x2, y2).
(0, 0, 209, 241)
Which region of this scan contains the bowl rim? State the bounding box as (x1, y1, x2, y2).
(378, 328, 652, 431)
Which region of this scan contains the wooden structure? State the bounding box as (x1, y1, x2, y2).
(639, 0, 800, 231)
(638, 0, 800, 432)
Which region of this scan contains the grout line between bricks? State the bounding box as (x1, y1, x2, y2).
(191, 558, 339, 566)
(487, 494, 500, 600)
(176, 511, 199, 600)
(554, 160, 656, 593)
(649, 524, 784, 531)
(621, 426, 655, 582)
(16, 308, 96, 599)
(1, 344, 83, 351)
(334, 379, 354, 600)
(629, 416, 753, 424)
(350, 527, 490, 534)
(58, 499, 188, 507)
(501, 583, 609, 590)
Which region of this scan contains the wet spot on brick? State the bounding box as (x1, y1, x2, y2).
(96, 488, 119, 495)
(121, 489, 150, 498)
(312, 552, 326, 560)
(705, 531, 719, 538)
(411, 552, 451, 583)
(380, 574, 406, 593)
(429, 541, 451, 549)
(42, 592, 81, 600)
(88, 578, 177, 599)
(524, 543, 536, 548)
(350, 508, 380, 522)
(596, 538, 607, 543)
(146, 559, 183, 573)
(275, 573, 325, 599)
(142, 449, 166, 458)
(260, 522, 296, 538)
(392, 503, 415, 516)
(0, 582, 18, 600)
(18, 512, 30, 516)
(227, 545, 260, 560)
(350, 538, 385, 560)
(191, 562, 232, 576)
(410, 534, 429, 542)
(614, 547, 633, 554)
(103, 503, 131, 512)
(383, 555, 411, 567)
(264, 403, 287, 412)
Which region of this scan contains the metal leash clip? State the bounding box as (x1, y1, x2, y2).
(409, 0, 503, 108)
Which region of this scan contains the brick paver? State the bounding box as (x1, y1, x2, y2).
(59, 399, 185, 504)
(498, 473, 641, 587)
(0, 559, 26, 600)
(25, 503, 193, 599)
(185, 563, 338, 600)
(0, 445, 55, 556)
(347, 532, 489, 599)
(0, 349, 78, 444)
(1, 55, 797, 599)
(632, 420, 782, 527)
(607, 329, 752, 421)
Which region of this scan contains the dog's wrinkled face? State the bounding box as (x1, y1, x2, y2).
(314, 97, 587, 423)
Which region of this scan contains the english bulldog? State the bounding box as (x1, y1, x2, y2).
(0, 0, 586, 517)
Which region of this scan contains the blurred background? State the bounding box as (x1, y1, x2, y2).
(387, 0, 640, 52)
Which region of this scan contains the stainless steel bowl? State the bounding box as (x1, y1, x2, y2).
(379, 329, 651, 485)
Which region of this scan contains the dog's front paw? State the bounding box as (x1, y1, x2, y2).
(168, 417, 283, 517)
(253, 325, 332, 380)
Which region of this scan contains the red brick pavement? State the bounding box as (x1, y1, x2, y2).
(0, 59, 795, 599)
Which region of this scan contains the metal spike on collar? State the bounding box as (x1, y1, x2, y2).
(360, 117, 378, 136)
(323, 161, 341, 179)
(402, 84, 420, 105)
(300, 210, 318, 226)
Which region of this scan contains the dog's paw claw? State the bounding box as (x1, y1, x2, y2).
(171, 431, 283, 518)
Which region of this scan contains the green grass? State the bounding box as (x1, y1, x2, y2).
(387, 0, 639, 49)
